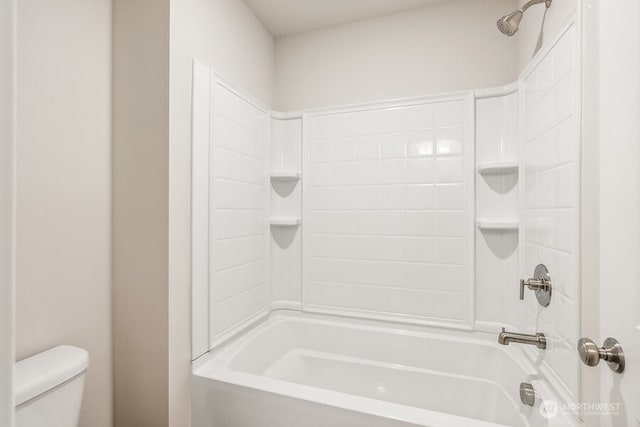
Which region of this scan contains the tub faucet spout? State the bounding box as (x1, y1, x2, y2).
(498, 328, 546, 349)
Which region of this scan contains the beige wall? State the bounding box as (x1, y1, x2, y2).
(14, 1, 113, 427)
(112, 0, 170, 426)
(111, 0, 273, 424)
(274, 0, 519, 111)
(516, 0, 579, 71)
(169, 0, 274, 424)
(0, 0, 15, 425)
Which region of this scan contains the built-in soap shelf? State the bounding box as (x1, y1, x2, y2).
(477, 218, 519, 231)
(270, 172, 301, 182)
(476, 159, 519, 232)
(270, 217, 301, 227)
(477, 160, 518, 175)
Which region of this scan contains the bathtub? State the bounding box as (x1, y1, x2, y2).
(192, 311, 582, 427)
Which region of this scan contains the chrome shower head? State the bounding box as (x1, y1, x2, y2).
(497, 0, 552, 37)
(497, 10, 523, 36)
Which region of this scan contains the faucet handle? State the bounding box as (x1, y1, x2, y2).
(520, 278, 547, 298)
(519, 264, 552, 307)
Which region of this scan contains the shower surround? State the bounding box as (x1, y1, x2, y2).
(191, 7, 582, 427)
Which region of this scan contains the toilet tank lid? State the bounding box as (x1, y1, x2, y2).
(15, 345, 89, 406)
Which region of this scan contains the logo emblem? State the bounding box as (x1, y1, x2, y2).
(539, 400, 559, 419)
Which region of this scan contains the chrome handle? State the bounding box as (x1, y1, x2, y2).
(519, 278, 549, 299)
(519, 264, 552, 307)
(577, 337, 625, 373)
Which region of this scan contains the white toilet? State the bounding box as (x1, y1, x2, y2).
(15, 345, 89, 427)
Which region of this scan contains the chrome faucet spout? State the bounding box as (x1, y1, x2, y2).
(498, 328, 546, 349)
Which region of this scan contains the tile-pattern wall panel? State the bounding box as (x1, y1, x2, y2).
(521, 23, 580, 399)
(209, 82, 269, 343)
(303, 98, 473, 326)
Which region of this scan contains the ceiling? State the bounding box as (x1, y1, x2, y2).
(244, 0, 451, 38)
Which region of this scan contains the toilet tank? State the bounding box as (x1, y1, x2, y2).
(15, 345, 89, 427)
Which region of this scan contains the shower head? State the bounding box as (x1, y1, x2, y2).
(497, 10, 523, 36)
(496, 0, 551, 37)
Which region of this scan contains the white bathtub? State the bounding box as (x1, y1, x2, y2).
(192, 311, 582, 427)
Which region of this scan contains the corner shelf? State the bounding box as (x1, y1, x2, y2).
(270, 172, 301, 182)
(270, 217, 301, 227)
(477, 218, 519, 231)
(477, 160, 518, 175)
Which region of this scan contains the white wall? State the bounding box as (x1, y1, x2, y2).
(15, 1, 112, 426)
(516, 0, 579, 71)
(274, 0, 519, 111)
(579, 2, 600, 424)
(169, 0, 274, 424)
(0, 0, 15, 425)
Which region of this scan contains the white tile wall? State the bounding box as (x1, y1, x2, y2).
(303, 98, 473, 326)
(521, 23, 580, 399)
(209, 81, 269, 344)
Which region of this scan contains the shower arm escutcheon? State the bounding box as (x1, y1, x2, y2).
(519, 264, 552, 307)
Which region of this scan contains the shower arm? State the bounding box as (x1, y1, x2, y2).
(520, 0, 552, 13)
